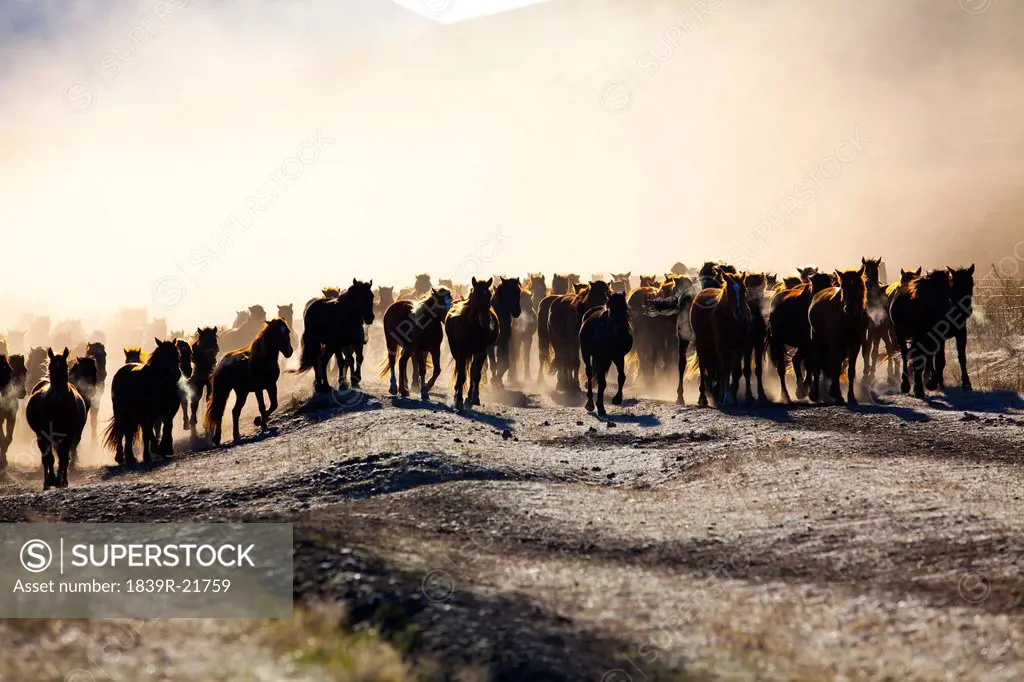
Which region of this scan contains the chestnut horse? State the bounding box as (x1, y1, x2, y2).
(445, 278, 499, 412)
(205, 319, 293, 445)
(300, 279, 375, 392)
(580, 292, 633, 415)
(807, 267, 869, 405)
(767, 272, 834, 403)
(105, 339, 182, 466)
(547, 281, 611, 392)
(383, 288, 453, 400)
(26, 348, 87, 489)
(691, 272, 751, 407)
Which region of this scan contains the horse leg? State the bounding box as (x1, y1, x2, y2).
(387, 344, 399, 396)
(181, 395, 190, 430)
(772, 339, 791, 404)
(140, 422, 154, 464)
(731, 354, 743, 407)
(37, 437, 53, 490)
(416, 351, 429, 400)
(896, 331, 911, 394)
(159, 412, 174, 457)
(754, 337, 767, 403)
(956, 330, 972, 391)
(231, 390, 249, 442)
(794, 350, 809, 400)
(316, 347, 331, 392)
(928, 340, 944, 391)
(696, 352, 709, 408)
(353, 343, 364, 388)
(742, 348, 754, 405)
(190, 392, 201, 435)
(453, 355, 467, 412)
(909, 343, 926, 399)
(677, 338, 688, 406)
(264, 384, 279, 426)
(398, 348, 411, 398)
(612, 355, 626, 406)
(254, 391, 269, 432)
(57, 443, 71, 488)
(584, 352, 595, 412)
(847, 341, 860, 405)
(522, 335, 533, 385)
(469, 353, 486, 407)
(596, 358, 610, 416)
(424, 347, 442, 396)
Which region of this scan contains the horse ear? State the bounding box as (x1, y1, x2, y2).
(352, 278, 357, 286)
(915, 267, 922, 276)
(47, 348, 55, 360)
(62, 347, 69, 359)
(858, 263, 865, 275)
(369, 279, 373, 287)
(834, 269, 842, 279)
(861, 257, 866, 265)
(968, 263, 975, 275)
(471, 277, 478, 286)
(154, 337, 161, 347)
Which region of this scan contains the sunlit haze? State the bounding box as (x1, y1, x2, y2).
(1, 0, 1022, 332)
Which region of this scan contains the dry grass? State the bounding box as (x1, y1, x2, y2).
(0, 604, 459, 682)
(951, 274, 1024, 392)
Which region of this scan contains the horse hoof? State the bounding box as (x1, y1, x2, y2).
(900, 381, 911, 394)
(597, 408, 607, 417)
(847, 396, 858, 406)
(421, 391, 430, 402)
(698, 397, 708, 408)
(585, 401, 595, 412)
(389, 385, 398, 396)
(963, 381, 973, 392)
(676, 396, 686, 406)
(914, 388, 925, 399)
(253, 416, 263, 427)
(611, 395, 623, 406)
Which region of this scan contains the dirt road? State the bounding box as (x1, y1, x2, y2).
(1, 377, 1022, 681)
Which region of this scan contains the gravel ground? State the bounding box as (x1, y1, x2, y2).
(1, 370, 1022, 681)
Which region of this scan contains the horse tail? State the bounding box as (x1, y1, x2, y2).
(103, 412, 140, 453)
(297, 327, 318, 373)
(684, 349, 701, 380)
(377, 356, 391, 380)
(203, 373, 231, 435)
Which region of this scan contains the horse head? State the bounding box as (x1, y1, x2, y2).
(175, 339, 193, 379)
(834, 268, 867, 317)
(948, 264, 975, 322)
(7, 355, 27, 398)
(150, 339, 183, 381)
(192, 327, 220, 365)
(900, 267, 922, 284)
(414, 274, 432, 295)
(46, 347, 71, 386)
(861, 257, 884, 289)
(350, 279, 376, 325)
(496, 277, 523, 318)
(468, 277, 494, 325)
(266, 319, 293, 359)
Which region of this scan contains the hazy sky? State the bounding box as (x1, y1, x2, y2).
(1, 0, 1022, 330)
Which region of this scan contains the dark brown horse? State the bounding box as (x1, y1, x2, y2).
(645, 275, 698, 404)
(767, 272, 834, 403)
(580, 292, 633, 416)
(185, 327, 219, 433)
(105, 339, 182, 466)
(934, 265, 976, 392)
(220, 306, 267, 353)
(123, 347, 144, 364)
(69, 356, 99, 446)
(610, 272, 631, 294)
(547, 281, 611, 392)
(488, 277, 523, 389)
(374, 287, 396, 319)
(445, 278, 499, 412)
(741, 272, 771, 403)
(528, 274, 548, 311)
(299, 279, 375, 392)
(690, 272, 751, 407)
(628, 281, 677, 385)
(0, 354, 27, 469)
(890, 269, 954, 398)
(25, 346, 47, 390)
(205, 319, 293, 445)
(383, 288, 453, 400)
(808, 267, 869, 405)
(26, 348, 87, 489)
(536, 275, 569, 381)
(398, 274, 432, 301)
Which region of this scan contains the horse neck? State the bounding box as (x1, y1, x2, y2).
(47, 370, 70, 393)
(250, 334, 281, 366)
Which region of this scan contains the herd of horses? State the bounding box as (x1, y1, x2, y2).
(0, 258, 977, 490)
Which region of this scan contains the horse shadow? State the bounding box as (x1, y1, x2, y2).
(922, 388, 1024, 415)
(548, 390, 587, 407)
(597, 411, 660, 427)
(456, 408, 516, 431)
(296, 389, 383, 422)
(489, 388, 536, 409)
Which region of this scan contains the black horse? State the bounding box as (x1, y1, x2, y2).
(299, 279, 375, 392)
(579, 292, 633, 416)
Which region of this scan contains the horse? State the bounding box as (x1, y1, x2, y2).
(627, 281, 677, 386)
(580, 292, 633, 416)
(767, 272, 834, 403)
(205, 319, 293, 445)
(185, 327, 219, 433)
(383, 288, 453, 399)
(299, 279, 375, 392)
(934, 265, 976, 392)
(68, 356, 99, 445)
(645, 275, 698, 404)
(123, 347, 144, 364)
(547, 281, 611, 392)
(610, 272, 631, 294)
(639, 275, 661, 288)
(698, 261, 728, 290)
(861, 257, 899, 383)
(0, 354, 27, 468)
(807, 268, 869, 405)
(488, 277, 523, 389)
(528, 274, 548, 311)
(797, 265, 819, 282)
(26, 348, 87, 489)
(105, 339, 182, 466)
(277, 304, 296, 371)
(445, 278, 499, 412)
(890, 269, 955, 398)
(373, 287, 395, 319)
(740, 272, 771, 403)
(535, 274, 573, 381)
(511, 285, 538, 385)
(25, 347, 47, 390)
(398, 274, 432, 301)
(220, 306, 267, 352)
(690, 272, 751, 407)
